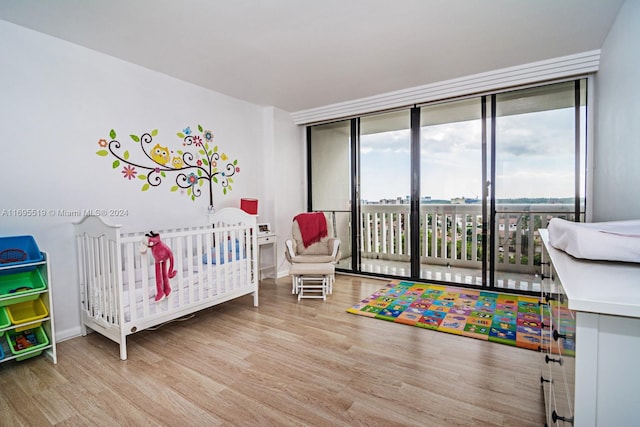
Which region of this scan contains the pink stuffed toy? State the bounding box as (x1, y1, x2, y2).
(142, 231, 177, 302)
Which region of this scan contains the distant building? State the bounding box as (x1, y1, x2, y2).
(451, 196, 480, 204)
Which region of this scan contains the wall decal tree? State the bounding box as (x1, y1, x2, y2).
(96, 125, 240, 207)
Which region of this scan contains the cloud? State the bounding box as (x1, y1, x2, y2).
(358, 107, 580, 201)
(360, 130, 410, 155)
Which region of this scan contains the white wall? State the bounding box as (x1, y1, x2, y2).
(593, 0, 640, 221)
(0, 20, 273, 340)
(267, 107, 306, 277)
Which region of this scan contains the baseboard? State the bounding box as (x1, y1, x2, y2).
(277, 269, 290, 279)
(55, 326, 83, 343)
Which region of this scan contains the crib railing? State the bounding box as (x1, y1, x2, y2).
(75, 214, 258, 332)
(118, 225, 254, 325)
(75, 216, 123, 331)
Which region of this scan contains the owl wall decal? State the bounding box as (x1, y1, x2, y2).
(171, 156, 184, 169)
(151, 144, 170, 165)
(97, 126, 240, 206)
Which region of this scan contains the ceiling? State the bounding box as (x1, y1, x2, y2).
(0, 0, 625, 113)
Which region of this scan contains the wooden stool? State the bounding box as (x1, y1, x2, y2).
(290, 263, 335, 300)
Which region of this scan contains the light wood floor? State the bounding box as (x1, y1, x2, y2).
(0, 275, 544, 426)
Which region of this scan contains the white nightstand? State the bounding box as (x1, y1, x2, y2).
(257, 232, 277, 280)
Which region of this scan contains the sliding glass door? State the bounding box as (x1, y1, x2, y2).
(307, 79, 587, 292)
(490, 81, 586, 289)
(419, 99, 484, 285)
(359, 111, 412, 277)
(308, 120, 352, 271)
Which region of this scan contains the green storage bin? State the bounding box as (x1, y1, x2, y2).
(0, 269, 47, 307)
(7, 325, 49, 361)
(0, 306, 10, 337)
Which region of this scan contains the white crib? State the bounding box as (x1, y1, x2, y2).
(74, 208, 259, 360)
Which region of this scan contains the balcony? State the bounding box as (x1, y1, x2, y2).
(333, 203, 579, 293)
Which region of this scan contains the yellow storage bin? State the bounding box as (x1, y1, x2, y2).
(7, 297, 48, 331)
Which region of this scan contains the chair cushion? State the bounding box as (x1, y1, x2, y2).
(290, 254, 337, 263)
(292, 220, 331, 255)
(290, 262, 335, 275)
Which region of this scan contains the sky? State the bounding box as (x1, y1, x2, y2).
(360, 108, 582, 202)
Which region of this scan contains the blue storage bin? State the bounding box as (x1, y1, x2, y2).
(0, 235, 43, 271)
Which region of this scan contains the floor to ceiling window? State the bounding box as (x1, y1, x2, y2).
(419, 98, 483, 285)
(308, 79, 587, 293)
(490, 81, 586, 288)
(308, 120, 353, 271)
(359, 110, 412, 277)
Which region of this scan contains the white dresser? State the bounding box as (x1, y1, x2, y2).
(540, 229, 640, 426)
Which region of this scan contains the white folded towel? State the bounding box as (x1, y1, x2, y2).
(547, 218, 640, 263)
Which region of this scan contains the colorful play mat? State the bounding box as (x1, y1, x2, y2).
(347, 280, 550, 351)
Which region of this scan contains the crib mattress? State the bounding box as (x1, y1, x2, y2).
(124, 260, 251, 322)
(548, 218, 640, 263)
(87, 260, 252, 324)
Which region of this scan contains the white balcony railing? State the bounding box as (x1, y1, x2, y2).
(353, 203, 579, 275)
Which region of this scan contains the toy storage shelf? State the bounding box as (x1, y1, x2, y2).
(0, 251, 57, 365)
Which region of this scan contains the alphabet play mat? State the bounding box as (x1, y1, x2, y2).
(347, 280, 549, 351)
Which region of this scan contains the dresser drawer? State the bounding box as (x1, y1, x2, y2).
(540, 240, 576, 425)
(258, 235, 275, 245)
(541, 361, 554, 425)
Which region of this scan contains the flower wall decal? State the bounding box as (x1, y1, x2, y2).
(96, 125, 240, 206)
